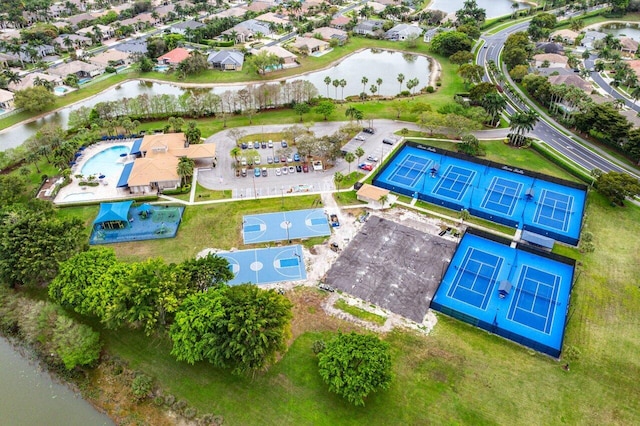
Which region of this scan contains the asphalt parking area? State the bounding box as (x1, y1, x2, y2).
(324, 216, 457, 322)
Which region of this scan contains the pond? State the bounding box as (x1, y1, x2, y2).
(0, 49, 431, 151)
(428, 0, 529, 19)
(0, 336, 113, 425)
(598, 23, 640, 41)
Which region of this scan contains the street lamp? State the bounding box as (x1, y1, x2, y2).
(281, 185, 285, 208)
(284, 220, 291, 243)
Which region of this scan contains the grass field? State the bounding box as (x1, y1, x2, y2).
(51, 141, 640, 424)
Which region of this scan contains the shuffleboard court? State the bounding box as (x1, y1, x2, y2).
(480, 177, 522, 217)
(532, 189, 573, 233)
(507, 265, 561, 334)
(432, 165, 476, 201)
(448, 247, 504, 310)
(218, 245, 306, 285)
(243, 208, 331, 244)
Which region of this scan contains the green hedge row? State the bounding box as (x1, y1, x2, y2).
(531, 141, 594, 184)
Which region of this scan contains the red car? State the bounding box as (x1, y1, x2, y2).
(359, 163, 373, 171)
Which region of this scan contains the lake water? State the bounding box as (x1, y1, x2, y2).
(428, 0, 530, 18)
(598, 23, 640, 41)
(0, 336, 114, 426)
(0, 49, 429, 151)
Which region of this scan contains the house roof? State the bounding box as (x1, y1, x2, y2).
(257, 45, 296, 59)
(0, 89, 14, 103)
(212, 7, 246, 18)
(127, 156, 180, 187)
(207, 50, 244, 66)
(157, 47, 190, 63)
(309, 27, 347, 41)
(620, 37, 639, 51)
(241, 1, 272, 13)
(292, 36, 329, 50)
(115, 38, 148, 54)
(533, 53, 568, 64)
(49, 60, 102, 77)
(255, 12, 289, 25)
(547, 74, 593, 93)
(172, 20, 205, 30)
(535, 42, 564, 54)
(330, 16, 350, 26)
(54, 34, 92, 46)
(90, 49, 130, 67)
(8, 72, 61, 92)
(550, 29, 579, 40)
(357, 183, 389, 200)
(386, 23, 422, 36)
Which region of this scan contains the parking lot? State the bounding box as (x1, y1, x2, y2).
(197, 120, 420, 198)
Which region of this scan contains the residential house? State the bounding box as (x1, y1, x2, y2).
(0, 29, 21, 42)
(367, 2, 386, 13)
(77, 24, 115, 41)
(0, 89, 14, 111)
(54, 34, 93, 50)
(19, 44, 56, 62)
(627, 59, 640, 79)
(8, 72, 62, 92)
(48, 60, 103, 79)
(222, 19, 272, 43)
(619, 37, 639, 55)
(255, 12, 289, 26)
(354, 20, 384, 36)
(0, 53, 15, 68)
(67, 12, 97, 29)
(309, 27, 348, 45)
(241, 1, 273, 13)
(153, 3, 175, 21)
(581, 30, 607, 50)
(157, 47, 191, 65)
(330, 16, 350, 30)
(207, 50, 244, 70)
(115, 38, 148, 55)
(120, 13, 159, 30)
(547, 74, 593, 95)
(170, 20, 205, 36)
(533, 53, 569, 69)
(424, 26, 453, 42)
(549, 29, 579, 44)
(255, 45, 297, 67)
(535, 42, 564, 55)
(291, 36, 329, 54)
(89, 49, 132, 68)
(126, 133, 216, 194)
(211, 8, 246, 19)
(385, 24, 422, 41)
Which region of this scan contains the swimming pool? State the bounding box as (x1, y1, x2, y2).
(63, 191, 96, 202)
(154, 65, 169, 72)
(54, 86, 67, 94)
(78, 77, 92, 84)
(81, 145, 129, 178)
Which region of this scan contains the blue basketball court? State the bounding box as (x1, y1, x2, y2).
(373, 143, 587, 245)
(217, 245, 306, 285)
(243, 209, 331, 244)
(431, 231, 575, 357)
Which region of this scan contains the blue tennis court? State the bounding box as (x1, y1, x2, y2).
(447, 247, 504, 310)
(532, 189, 573, 233)
(372, 143, 587, 245)
(431, 230, 575, 357)
(480, 177, 522, 216)
(243, 209, 331, 244)
(217, 245, 306, 285)
(432, 165, 476, 201)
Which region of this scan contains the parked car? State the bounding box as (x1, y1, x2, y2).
(273, 156, 280, 163)
(241, 168, 247, 177)
(253, 141, 260, 149)
(267, 156, 273, 164)
(241, 157, 247, 166)
(281, 140, 288, 148)
(363, 127, 375, 134)
(282, 166, 288, 175)
(261, 141, 267, 149)
(241, 142, 248, 149)
(286, 155, 293, 163)
(382, 138, 396, 145)
(359, 163, 373, 171)
(302, 163, 309, 173)
(275, 167, 282, 176)
(293, 153, 300, 162)
(367, 155, 379, 162)
(254, 168, 261, 177)
(280, 155, 287, 163)
(296, 165, 302, 173)
(288, 166, 296, 174)
(254, 156, 261, 165)
(268, 140, 273, 148)
(261, 167, 268, 177)
(355, 135, 366, 141)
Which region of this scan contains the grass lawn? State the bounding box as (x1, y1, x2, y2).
(333, 298, 387, 326)
(96, 190, 640, 424)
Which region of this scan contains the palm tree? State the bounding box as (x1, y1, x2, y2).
(508, 111, 538, 147)
(397, 73, 405, 93)
(355, 146, 364, 164)
(378, 194, 389, 208)
(230, 146, 241, 165)
(344, 152, 355, 173)
(339, 79, 347, 100)
(2, 70, 21, 85)
(332, 78, 340, 99)
(177, 157, 195, 187)
(324, 76, 331, 97)
(631, 86, 640, 105)
(370, 84, 377, 97)
(333, 171, 344, 191)
(481, 93, 507, 127)
(361, 76, 368, 96)
(376, 77, 383, 95)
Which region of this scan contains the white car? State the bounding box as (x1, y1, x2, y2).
(355, 135, 366, 141)
(367, 155, 379, 162)
(282, 166, 288, 175)
(254, 156, 261, 165)
(275, 167, 282, 176)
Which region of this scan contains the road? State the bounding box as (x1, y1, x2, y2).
(585, 54, 640, 111)
(478, 17, 637, 176)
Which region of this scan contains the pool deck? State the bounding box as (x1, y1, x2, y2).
(55, 140, 136, 204)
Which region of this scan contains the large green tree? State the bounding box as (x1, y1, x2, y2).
(315, 100, 336, 120)
(170, 284, 293, 375)
(13, 86, 56, 112)
(317, 332, 393, 406)
(596, 172, 640, 206)
(176, 253, 234, 292)
(430, 31, 472, 56)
